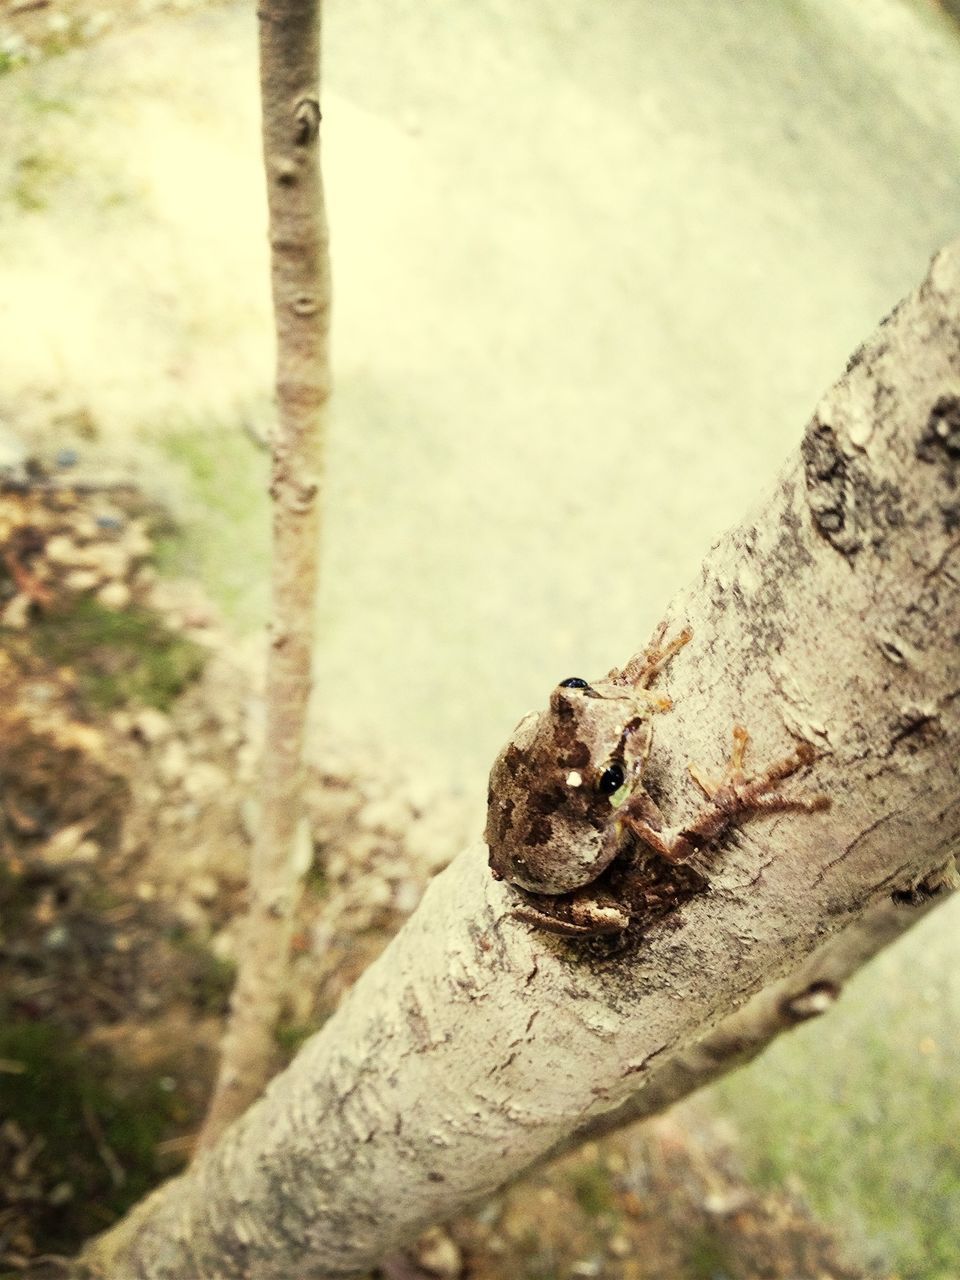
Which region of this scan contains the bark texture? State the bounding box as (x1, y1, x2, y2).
(198, 0, 331, 1146)
(85, 244, 960, 1279)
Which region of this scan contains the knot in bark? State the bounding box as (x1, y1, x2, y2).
(294, 96, 321, 146)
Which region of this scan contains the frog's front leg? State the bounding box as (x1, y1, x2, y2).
(512, 888, 630, 937)
(616, 725, 828, 864)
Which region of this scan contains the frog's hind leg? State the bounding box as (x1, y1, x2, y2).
(684, 725, 829, 842)
(613, 625, 692, 689)
(619, 724, 828, 864)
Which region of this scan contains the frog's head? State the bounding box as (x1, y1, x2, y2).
(485, 677, 650, 895)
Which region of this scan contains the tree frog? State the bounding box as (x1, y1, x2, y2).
(485, 628, 827, 937)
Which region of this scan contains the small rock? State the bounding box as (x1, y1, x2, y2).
(413, 1227, 462, 1279)
(136, 881, 157, 902)
(157, 738, 189, 784)
(210, 929, 235, 961)
(121, 522, 152, 559)
(189, 874, 219, 905)
(63, 568, 100, 592)
(607, 1233, 632, 1258)
(44, 534, 81, 566)
(96, 580, 131, 610)
(84, 542, 130, 580)
(393, 880, 421, 915)
(0, 593, 31, 630)
(36, 822, 89, 865)
(354, 873, 392, 911)
(131, 707, 172, 744)
(183, 761, 229, 801)
(175, 899, 207, 930)
(55, 448, 79, 468)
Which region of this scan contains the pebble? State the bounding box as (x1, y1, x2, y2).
(96, 580, 131, 610)
(175, 899, 207, 931)
(182, 761, 228, 801)
(131, 707, 172, 744)
(393, 880, 421, 915)
(44, 534, 81, 566)
(353, 873, 392, 911)
(188, 874, 219, 905)
(35, 822, 89, 866)
(63, 568, 101, 592)
(413, 1227, 462, 1279)
(0, 593, 30, 630)
(608, 1233, 632, 1258)
(157, 739, 189, 784)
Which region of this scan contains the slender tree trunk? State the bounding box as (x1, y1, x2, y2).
(84, 242, 960, 1279)
(198, 0, 331, 1148)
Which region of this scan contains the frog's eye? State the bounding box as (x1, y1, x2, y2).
(597, 763, 625, 796)
(559, 677, 589, 689)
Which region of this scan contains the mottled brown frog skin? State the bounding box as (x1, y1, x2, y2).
(486, 628, 828, 937)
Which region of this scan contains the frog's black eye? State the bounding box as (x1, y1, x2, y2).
(597, 763, 625, 796)
(559, 677, 589, 689)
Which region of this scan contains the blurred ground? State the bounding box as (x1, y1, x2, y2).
(1, 0, 960, 1275)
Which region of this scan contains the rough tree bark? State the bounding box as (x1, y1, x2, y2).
(84, 243, 960, 1279)
(198, 0, 331, 1146)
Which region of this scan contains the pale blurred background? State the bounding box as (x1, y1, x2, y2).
(2, 0, 960, 1273)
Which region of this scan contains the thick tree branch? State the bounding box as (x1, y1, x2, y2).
(85, 244, 960, 1279)
(198, 0, 331, 1146)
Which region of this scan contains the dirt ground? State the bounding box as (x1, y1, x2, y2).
(0, 466, 878, 1277)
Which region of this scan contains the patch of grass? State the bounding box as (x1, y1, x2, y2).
(28, 595, 206, 711)
(0, 1014, 184, 1251)
(274, 1015, 325, 1060)
(22, 90, 73, 117)
(304, 859, 329, 897)
(712, 907, 960, 1279)
(684, 1227, 734, 1280)
(567, 1159, 614, 1218)
(167, 929, 237, 1016)
(155, 423, 269, 631)
(11, 150, 60, 212)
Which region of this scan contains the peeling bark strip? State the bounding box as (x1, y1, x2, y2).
(86, 247, 960, 1279)
(198, 0, 331, 1147)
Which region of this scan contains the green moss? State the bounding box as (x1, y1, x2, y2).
(0, 1015, 183, 1250)
(27, 595, 206, 711)
(567, 1160, 614, 1218)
